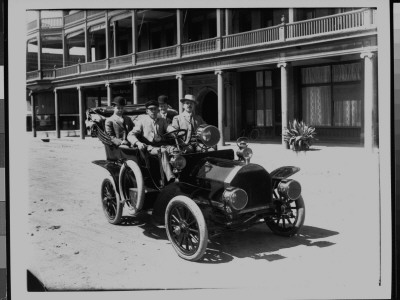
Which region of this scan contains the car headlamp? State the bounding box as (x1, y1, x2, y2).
(170, 150, 186, 172)
(222, 187, 248, 211)
(277, 179, 302, 200)
(196, 125, 220, 147)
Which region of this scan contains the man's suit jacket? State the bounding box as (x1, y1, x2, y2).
(127, 114, 174, 147)
(171, 112, 206, 143)
(105, 114, 134, 146)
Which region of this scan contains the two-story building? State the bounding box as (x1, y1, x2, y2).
(26, 8, 378, 149)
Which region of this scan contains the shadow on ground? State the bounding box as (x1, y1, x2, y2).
(117, 212, 339, 265)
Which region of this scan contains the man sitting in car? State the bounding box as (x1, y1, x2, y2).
(171, 94, 207, 152)
(127, 100, 176, 183)
(105, 96, 134, 146)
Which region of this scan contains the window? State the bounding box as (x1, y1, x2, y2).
(301, 62, 363, 127)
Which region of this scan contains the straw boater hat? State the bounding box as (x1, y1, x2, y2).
(145, 100, 159, 109)
(180, 94, 197, 104)
(111, 96, 127, 106)
(157, 95, 168, 105)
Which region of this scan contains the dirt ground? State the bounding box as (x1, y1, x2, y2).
(23, 135, 389, 298)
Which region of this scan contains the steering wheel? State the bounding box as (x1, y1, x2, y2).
(161, 129, 188, 140)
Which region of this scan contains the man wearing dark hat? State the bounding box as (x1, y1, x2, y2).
(171, 94, 206, 145)
(105, 96, 134, 146)
(157, 95, 177, 124)
(127, 100, 176, 182)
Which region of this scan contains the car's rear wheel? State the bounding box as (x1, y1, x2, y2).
(101, 175, 122, 224)
(165, 196, 208, 261)
(266, 196, 305, 237)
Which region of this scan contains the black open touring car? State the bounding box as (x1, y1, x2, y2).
(87, 105, 305, 261)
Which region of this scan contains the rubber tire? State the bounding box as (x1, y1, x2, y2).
(266, 196, 305, 237)
(119, 159, 145, 216)
(165, 196, 208, 261)
(101, 175, 122, 225)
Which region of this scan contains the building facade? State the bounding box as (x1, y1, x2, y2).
(26, 8, 378, 149)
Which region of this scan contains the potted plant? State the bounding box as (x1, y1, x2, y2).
(283, 119, 317, 151)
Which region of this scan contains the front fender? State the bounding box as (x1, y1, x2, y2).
(270, 166, 300, 181)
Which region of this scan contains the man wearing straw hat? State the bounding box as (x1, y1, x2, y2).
(105, 96, 134, 146)
(171, 94, 206, 146)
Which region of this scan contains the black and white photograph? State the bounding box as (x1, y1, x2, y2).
(7, 0, 392, 299)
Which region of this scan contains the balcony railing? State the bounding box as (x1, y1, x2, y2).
(136, 46, 177, 64)
(87, 10, 104, 18)
(182, 38, 218, 57)
(27, 8, 377, 82)
(80, 59, 107, 72)
(41, 17, 63, 28)
(55, 65, 78, 77)
(286, 8, 372, 39)
(109, 54, 133, 68)
(27, 70, 40, 80)
(223, 25, 281, 49)
(64, 11, 85, 25)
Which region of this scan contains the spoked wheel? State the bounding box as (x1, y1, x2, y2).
(101, 175, 122, 224)
(165, 196, 208, 261)
(266, 196, 305, 237)
(119, 160, 144, 216)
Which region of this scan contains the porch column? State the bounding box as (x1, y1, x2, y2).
(62, 33, 68, 67)
(288, 8, 295, 23)
(37, 11, 42, 73)
(131, 10, 137, 65)
(176, 74, 184, 112)
(105, 11, 110, 68)
(216, 9, 223, 51)
(215, 70, 225, 146)
(106, 82, 112, 106)
(361, 52, 377, 151)
(278, 62, 288, 147)
(78, 86, 85, 139)
(113, 21, 118, 57)
(132, 79, 138, 104)
(84, 14, 90, 63)
(176, 9, 183, 58)
(30, 91, 37, 138)
(54, 89, 60, 138)
(225, 9, 232, 35)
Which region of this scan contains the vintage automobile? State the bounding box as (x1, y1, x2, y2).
(87, 105, 305, 261)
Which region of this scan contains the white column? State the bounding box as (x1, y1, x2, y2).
(105, 11, 110, 68)
(176, 74, 184, 112)
(225, 9, 232, 35)
(113, 21, 117, 57)
(30, 91, 37, 137)
(176, 9, 182, 58)
(131, 10, 137, 65)
(132, 80, 138, 104)
(278, 62, 288, 147)
(215, 70, 225, 146)
(37, 11, 42, 73)
(216, 9, 223, 51)
(106, 82, 112, 106)
(288, 8, 294, 23)
(54, 89, 60, 138)
(361, 52, 376, 151)
(78, 86, 85, 139)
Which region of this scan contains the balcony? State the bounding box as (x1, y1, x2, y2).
(27, 8, 377, 82)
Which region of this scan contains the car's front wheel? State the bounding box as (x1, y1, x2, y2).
(266, 196, 305, 237)
(165, 196, 208, 261)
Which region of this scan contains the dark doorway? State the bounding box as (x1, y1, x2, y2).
(274, 89, 282, 137)
(201, 91, 218, 127)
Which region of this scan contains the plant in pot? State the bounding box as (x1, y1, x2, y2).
(283, 119, 317, 151)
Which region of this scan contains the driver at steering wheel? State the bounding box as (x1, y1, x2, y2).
(171, 94, 206, 152)
(127, 100, 176, 183)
